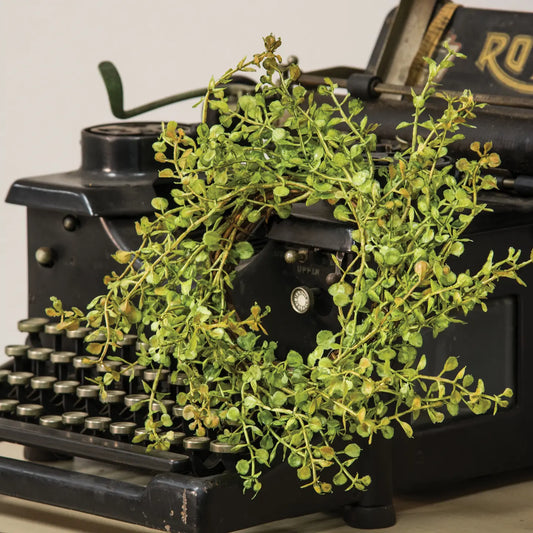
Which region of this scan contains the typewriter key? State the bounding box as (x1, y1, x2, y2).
(100, 389, 126, 418)
(151, 399, 175, 413)
(84, 416, 111, 432)
(7, 371, 34, 401)
(124, 393, 149, 408)
(76, 384, 100, 398)
(0, 398, 19, 416)
(44, 323, 65, 351)
(27, 347, 53, 376)
(166, 431, 186, 449)
(73, 355, 98, 383)
(50, 351, 76, 380)
(120, 364, 146, 394)
(118, 334, 137, 361)
(18, 318, 49, 333)
(53, 380, 80, 412)
(109, 421, 137, 438)
(66, 327, 92, 355)
(30, 376, 57, 405)
(62, 411, 89, 431)
(0, 369, 11, 388)
(39, 414, 63, 428)
(16, 403, 44, 419)
(183, 436, 211, 451)
(5, 344, 30, 372)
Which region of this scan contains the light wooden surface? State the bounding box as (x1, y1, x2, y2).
(0, 442, 532, 533)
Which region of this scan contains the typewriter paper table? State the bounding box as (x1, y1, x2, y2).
(0, 442, 531, 533)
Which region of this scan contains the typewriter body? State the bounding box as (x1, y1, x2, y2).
(2, 1, 533, 531)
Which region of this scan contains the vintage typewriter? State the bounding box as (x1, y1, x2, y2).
(2, 1, 533, 531)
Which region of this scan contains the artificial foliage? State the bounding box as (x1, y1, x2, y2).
(49, 36, 532, 495)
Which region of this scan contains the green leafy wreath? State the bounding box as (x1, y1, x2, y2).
(49, 36, 532, 495)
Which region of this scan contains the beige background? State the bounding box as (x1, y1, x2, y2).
(0, 0, 531, 353)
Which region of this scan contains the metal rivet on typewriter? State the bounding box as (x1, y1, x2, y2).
(39, 414, 63, 429)
(27, 347, 53, 377)
(4, 345, 30, 372)
(62, 411, 89, 429)
(0, 399, 19, 416)
(50, 351, 76, 381)
(109, 421, 137, 439)
(84, 416, 112, 433)
(66, 327, 93, 355)
(17, 318, 49, 347)
(44, 323, 65, 351)
(16, 403, 44, 421)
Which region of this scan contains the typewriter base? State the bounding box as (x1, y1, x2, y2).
(0, 438, 395, 533)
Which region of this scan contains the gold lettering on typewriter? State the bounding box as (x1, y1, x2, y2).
(476, 31, 533, 94)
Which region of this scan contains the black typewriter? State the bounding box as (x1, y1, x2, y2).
(2, 1, 533, 531)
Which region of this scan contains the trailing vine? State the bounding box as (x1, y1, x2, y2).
(49, 36, 532, 495)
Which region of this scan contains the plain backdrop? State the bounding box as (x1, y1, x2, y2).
(0, 0, 531, 361)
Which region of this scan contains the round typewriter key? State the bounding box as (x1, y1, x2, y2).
(5, 345, 30, 372)
(5, 345, 29, 357)
(167, 431, 186, 448)
(27, 347, 53, 361)
(16, 403, 44, 418)
(183, 436, 211, 451)
(76, 384, 100, 398)
(210, 440, 239, 454)
(174, 372, 187, 387)
(109, 421, 137, 436)
(88, 332, 107, 343)
(143, 368, 170, 382)
(62, 411, 89, 426)
(73, 355, 97, 369)
(50, 351, 76, 364)
(124, 393, 149, 408)
(118, 334, 137, 346)
(96, 360, 122, 373)
(151, 399, 175, 413)
(133, 427, 148, 442)
(0, 369, 11, 382)
(172, 405, 185, 418)
(44, 323, 63, 335)
(135, 340, 150, 352)
(120, 364, 145, 377)
(85, 416, 111, 431)
(17, 317, 49, 333)
(53, 380, 80, 394)
(65, 327, 92, 339)
(0, 399, 19, 414)
(8, 371, 34, 386)
(31, 376, 57, 390)
(101, 389, 126, 404)
(39, 414, 63, 428)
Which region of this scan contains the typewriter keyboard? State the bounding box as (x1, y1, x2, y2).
(1, 317, 239, 478)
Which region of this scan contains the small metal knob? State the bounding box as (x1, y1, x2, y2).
(35, 247, 55, 267)
(284, 248, 308, 264)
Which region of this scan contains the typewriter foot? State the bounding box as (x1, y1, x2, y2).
(342, 503, 396, 529)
